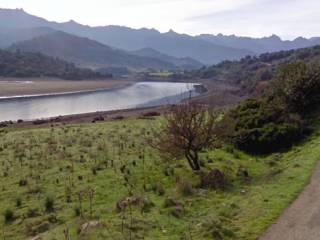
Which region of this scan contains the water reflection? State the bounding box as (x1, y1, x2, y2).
(0, 82, 200, 121)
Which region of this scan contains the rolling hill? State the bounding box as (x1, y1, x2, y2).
(0, 27, 55, 48)
(132, 48, 203, 70)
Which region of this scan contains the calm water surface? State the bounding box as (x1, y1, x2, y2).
(0, 82, 201, 121)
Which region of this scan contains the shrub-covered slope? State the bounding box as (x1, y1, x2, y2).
(177, 45, 320, 91)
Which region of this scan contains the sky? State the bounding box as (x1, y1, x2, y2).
(1, 0, 319, 39)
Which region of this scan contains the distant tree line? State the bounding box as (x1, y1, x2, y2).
(0, 49, 112, 80)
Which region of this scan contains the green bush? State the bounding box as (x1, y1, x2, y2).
(272, 62, 320, 115)
(45, 196, 55, 212)
(226, 98, 303, 154)
(4, 209, 14, 223)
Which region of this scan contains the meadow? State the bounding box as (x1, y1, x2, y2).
(0, 117, 319, 239)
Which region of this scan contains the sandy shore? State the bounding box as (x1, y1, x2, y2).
(0, 78, 131, 97)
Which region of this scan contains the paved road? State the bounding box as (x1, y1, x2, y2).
(260, 162, 320, 240)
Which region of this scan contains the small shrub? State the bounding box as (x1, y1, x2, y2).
(74, 206, 81, 216)
(177, 181, 194, 196)
(4, 209, 14, 223)
(26, 208, 40, 218)
(45, 196, 55, 212)
(151, 183, 165, 196)
(19, 179, 28, 186)
(16, 197, 22, 207)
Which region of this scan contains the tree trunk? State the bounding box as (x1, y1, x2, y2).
(186, 150, 200, 171)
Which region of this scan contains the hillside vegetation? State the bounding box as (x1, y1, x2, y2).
(0, 49, 110, 80)
(1, 117, 320, 240)
(177, 45, 320, 91)
(214, 61, 320, 154)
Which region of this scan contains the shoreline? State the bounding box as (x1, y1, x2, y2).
(3, 105, 170, 129)
(0, 82, 134, 100)
(0, 78, 132, 98)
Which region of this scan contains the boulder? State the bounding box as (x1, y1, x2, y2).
(200, 168, 225, 190)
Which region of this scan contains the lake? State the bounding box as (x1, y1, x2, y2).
(0, 82, 202, 122)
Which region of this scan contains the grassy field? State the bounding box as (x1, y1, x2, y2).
(0, 117, 319, 239)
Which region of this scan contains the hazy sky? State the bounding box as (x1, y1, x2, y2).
(1, 0, 319, 39)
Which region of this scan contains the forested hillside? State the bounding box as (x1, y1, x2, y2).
(0, 49, 109, 79)
(177, 45, 320, 91)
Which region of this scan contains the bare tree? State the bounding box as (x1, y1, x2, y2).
(155, 103, 217, 171)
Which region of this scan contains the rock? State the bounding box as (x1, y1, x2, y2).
(164, 197, 181, 208)
(200, 168, 225, 190)
(92, 115, 105, 123)
(30, 236, 42, 240)
(170, 205, 184, 218)
(164, 197, 184, 218)
(80, 221, 100, 235)
(237, 167, 249, 178)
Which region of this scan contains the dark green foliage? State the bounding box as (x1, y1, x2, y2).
(229, 99, 303, 153)
(4, 209, 14, 223)
(221, 61, 320, 154)
(0, 49, 110, 79)
(16, 197, 22, 207)
(45, 196, 55, 212)
(271, 62, 320, 115)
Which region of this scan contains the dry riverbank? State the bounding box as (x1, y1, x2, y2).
(0, 78, 131, 97)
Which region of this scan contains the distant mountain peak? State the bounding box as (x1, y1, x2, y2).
(267, 34, 282, 40)
(167, 29, 178, 35)
(67, 20, 76, 24)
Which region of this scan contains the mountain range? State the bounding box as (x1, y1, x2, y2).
(1, 8, 320, 73)
(0, 8, 251, 65)
(196, 34, 320, 54)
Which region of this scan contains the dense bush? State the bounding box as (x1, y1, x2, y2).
(228, 98, 303, 153)
(220, 61, 320, 154)
(45, 196, 55, 212)
(271, 62, 320, 115)
(4, 209, 14, 223)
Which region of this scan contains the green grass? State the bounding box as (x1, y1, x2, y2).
(0, 118, 319, 239)
(149, 71, 174, 77)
